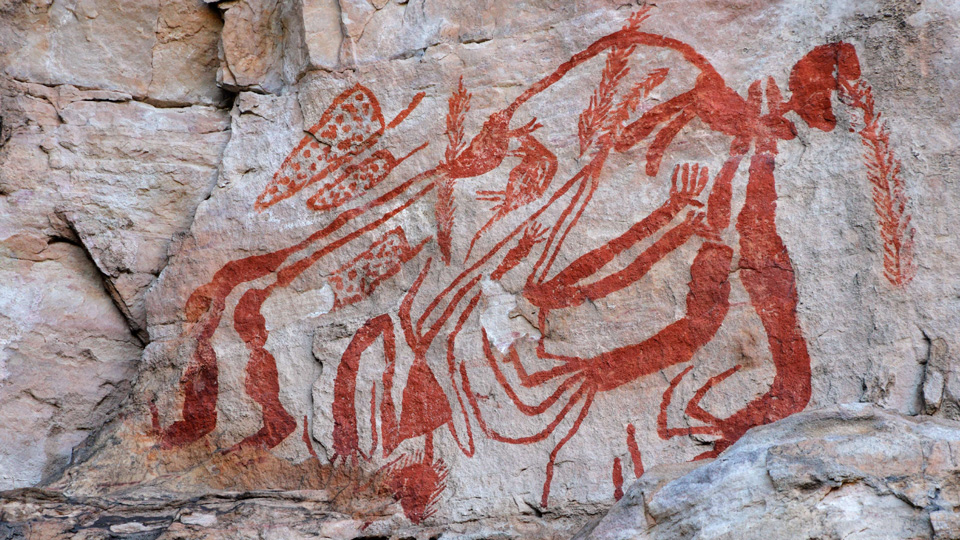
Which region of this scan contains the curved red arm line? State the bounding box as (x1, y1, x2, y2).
(505, 29, 717, 118)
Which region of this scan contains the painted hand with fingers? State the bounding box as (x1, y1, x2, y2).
(668, 162, 709, 210)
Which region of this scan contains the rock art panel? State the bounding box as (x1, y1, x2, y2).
(141, 7, 924, 524)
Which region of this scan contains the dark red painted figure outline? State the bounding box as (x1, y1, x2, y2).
(151, 7, 915, 522)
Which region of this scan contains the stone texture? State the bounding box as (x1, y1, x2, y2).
(1, 0, 159, 96)
(0, 0, 959, 538)
(0, 487, 394, 540)
(0, 0, 231, 494)
(575, 405, 960, 540)
(0, 77, 231, 338)
(149, 0, 227, 105)
(0, 482, 586, 539)
(0, 0, 226, 105)
(0, 241, 140, 489)
(213, 0, 324, 93)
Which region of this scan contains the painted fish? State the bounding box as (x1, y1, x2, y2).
(255, 84, 386, 211)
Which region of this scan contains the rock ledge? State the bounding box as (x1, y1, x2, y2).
(576, 404, 960, 540)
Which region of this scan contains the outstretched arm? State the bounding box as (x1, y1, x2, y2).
(524, 163, 709, 309)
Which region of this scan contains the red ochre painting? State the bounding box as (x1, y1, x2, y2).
(150, 8, 915, 523)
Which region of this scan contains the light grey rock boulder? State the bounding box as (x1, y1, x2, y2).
(576, 404, 960, 540)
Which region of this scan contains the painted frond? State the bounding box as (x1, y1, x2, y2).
(623, 5, 654, 30)
(575, 6, 655, 157)
(437, 77, 472, 265)
(842, 79, 916, 287)
(435, 178, 456, 265)
(445, 77, 472, 164)
(578, 44, 636, 156)
(575, 8, 656, 157)
(604, 67, 669, 139)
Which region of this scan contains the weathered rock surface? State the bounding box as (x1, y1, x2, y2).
(1, 460, 582, 539)
(0, 78, 231, 337)
(1, 0, 226, 106)
(575, 405, 960, 540)
(0, 487, 396, 540)
(0, 240, 140, 489)
(1, 0, 231, 491)
(1, 0, 959, 537)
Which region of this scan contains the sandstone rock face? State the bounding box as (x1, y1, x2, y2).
(1, 0, 226, 105)
(1, 0, 229, 490)
(0, 241, 140, 489)
(575, 405, 960, 540)
(1, 0, 959, 537)
(0, 488, 395, 539)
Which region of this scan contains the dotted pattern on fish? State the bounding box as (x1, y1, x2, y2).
(306, 150, 397, 212)
(329, 227, 426, 309)
(255, 84, 386, 211)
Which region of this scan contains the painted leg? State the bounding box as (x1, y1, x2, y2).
(718, 152, 812, 451)
(332, 314, 396, 460)
(231, 286, 297, 451)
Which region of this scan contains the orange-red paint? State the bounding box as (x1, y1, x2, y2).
(151, 7, 915, 523)
(612, 457, 624, 501)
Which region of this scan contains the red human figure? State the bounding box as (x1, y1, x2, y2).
(437, 34, 907, 508)
(651, 42, 910, 457)
(328, 28, 911, 517)
(154, 7, 914, 524)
